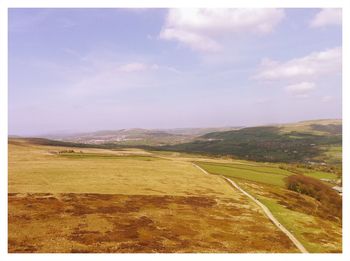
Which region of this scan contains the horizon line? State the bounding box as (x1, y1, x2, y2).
(8, 117, 342, 137)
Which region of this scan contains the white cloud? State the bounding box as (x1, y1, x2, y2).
(159, 8, 285, 52)
(255, 47, 341, 80)
(310, 9, 342, 28)
(160, 28, 220, 52)
(285, 82, 316, 97)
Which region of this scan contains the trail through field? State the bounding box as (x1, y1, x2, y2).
(193, 163, 308, 253)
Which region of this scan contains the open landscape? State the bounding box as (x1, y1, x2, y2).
(8, 8, 342, 254)
(8, 120, 342, 253)
(9, 139, 299, 253)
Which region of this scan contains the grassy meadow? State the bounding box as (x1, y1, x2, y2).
(196, 161, 342, 252)
(8, 139, 299, 253)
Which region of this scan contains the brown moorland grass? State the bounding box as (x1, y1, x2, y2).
(8, 193, 298, 253)
(8, 139, 298, 253)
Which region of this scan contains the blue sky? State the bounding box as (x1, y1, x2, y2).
(9, 8, 342, 135)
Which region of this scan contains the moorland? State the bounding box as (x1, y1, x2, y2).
(8, 119, 342, 253)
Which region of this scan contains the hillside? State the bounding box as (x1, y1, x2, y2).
(42, 129, 189, 146)
(42, 127, 240, 146)
(161, 120, 342, 165)
(25, 119, 342, 166)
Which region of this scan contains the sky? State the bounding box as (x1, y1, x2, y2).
(8, 8, 342, 136)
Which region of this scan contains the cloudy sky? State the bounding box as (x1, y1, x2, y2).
(9, 8, 342, 135)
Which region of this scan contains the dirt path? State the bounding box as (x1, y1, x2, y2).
(192, 163, 308, 253)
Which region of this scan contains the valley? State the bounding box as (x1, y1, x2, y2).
(8, 119, 342, 253)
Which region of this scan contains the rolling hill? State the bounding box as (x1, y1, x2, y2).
(160, 119, 342, 164)
(40, 127, 240, 146)
(20, 119, 341, 166)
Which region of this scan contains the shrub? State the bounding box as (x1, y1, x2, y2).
(59, 150, 75, 154)
(285, 174, 342, 220)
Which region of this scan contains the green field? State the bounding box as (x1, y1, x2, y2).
(257, 196, 341, 253)
(195, 161, 337, 187)
(195, 162, 288, 186)
(196, 161, 342, 253)
(301, 170, 338, 180)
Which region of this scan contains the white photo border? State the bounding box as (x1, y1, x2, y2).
(0, 1, 348, 260)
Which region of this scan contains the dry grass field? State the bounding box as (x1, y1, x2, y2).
(8, 139, 298, 253)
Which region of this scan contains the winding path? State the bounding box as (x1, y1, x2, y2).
(192, 163, 308, 253)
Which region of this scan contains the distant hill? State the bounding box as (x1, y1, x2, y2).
(14, 119, 341, 165)
(160, 119, 342, 164)
(160, 127, 242, 136)
(40, 127, 240, 146)
(277, 119, 342, 135)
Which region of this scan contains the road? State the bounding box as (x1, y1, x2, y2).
(193, 163, 308, 253)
